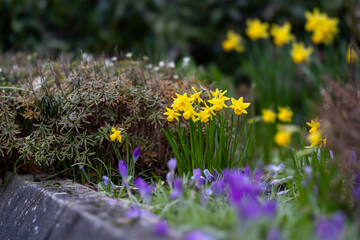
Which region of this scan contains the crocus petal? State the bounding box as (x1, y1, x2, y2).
(185, 230, 214, 240)
(118, 160, 128, 180)
(154, 220, 168, 236)
(204, 169, 212, 182)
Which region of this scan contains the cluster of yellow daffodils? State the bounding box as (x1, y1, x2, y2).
(264, 107, 294, 147)
(222, 30, 244, 53)
(262, 107, 293, 124)
(164, 87, 251, 123)
(306, 119, 326, 147)
(305, 9, 339, 45)
(223, 8, 340, 64)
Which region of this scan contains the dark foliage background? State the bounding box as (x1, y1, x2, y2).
(0, 0, 352, 73)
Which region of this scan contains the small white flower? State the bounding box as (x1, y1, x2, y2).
(111, 56, 117, 61)
(126, 52, 133, 58)
(267, 163, 285, 172)
(143, 56, 149, 61)
(173, 75, 179, 79)
(158, 61, 165, 67)
(32, 76, 42, 90)
(167, 61, 175, 68)
(105, 59, 113, 67)
(154, 66, 160, 71)
(13, 65, 18, 70)
(0, 68, 2, 73)
(182, 57, 191, 67)
(145, 64, 153, 69)
(82, 53, 93, 62)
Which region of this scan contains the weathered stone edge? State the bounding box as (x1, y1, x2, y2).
(0, 174, 182, 240)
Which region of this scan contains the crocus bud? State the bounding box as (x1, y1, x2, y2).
(133, 148, 140, 163)
(102, 176, 110, 188)
(168, 158, 177, 172)
(118, 160, 128, 180)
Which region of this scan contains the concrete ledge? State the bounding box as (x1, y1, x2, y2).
(0, 174, 181, 240)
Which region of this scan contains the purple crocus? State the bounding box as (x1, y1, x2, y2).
(154, 220, 168, 236)
(210, 179, 226, 197)
(133, 148, 140, 163)
(170, 178, 183, 199)
(125, 205, 141, 219)
(134, 176, 153, 201)
(102, 176, 111, 188)
(118, 160, 128, 180)
(315, 212, 345, 240)
(168, 158, 177, 172)
(185, 230, 214, 240)
(191, 169, 206, 188)
(125, 204, 157, 220)
(203, 169, 212, 182)
(224, 169, 275, 222)
(224, 169, 262, 204)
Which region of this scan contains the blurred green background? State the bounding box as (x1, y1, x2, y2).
(0, 0, 351, 71)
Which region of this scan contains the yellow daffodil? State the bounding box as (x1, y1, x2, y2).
(305, 8, 325, 32)
(183, 105, 197, 121)
(274, 131, 291, 147)
(164, 107, 181, 122)
(290, 42, 313, 64)
(305, 9, 338, 45)
(347, 45, 358, 64)
(171, 93, 192, 112)
(229, 97, 251, 115)
(202, 103, 216, 117)
(222, 30, 244, 53)
(306, 119, 320, 135)
(262, 109, 276, 123)
(307, 131, 323, 147)
(110, 128, 122, 142)
(270, 23, 294, 46)
(190, 87, 203, 103)
(278, 107, 293, 122)
(195, 110, 211, 123)
(246, 19, 269, 40)
(208, 89, 230, 111)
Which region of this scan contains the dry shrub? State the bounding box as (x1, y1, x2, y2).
(0, 53, 197, 178)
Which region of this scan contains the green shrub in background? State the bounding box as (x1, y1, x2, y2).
(0, 53, 196, 179)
